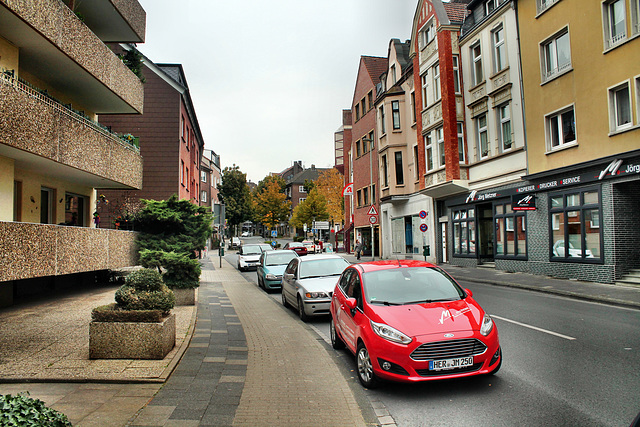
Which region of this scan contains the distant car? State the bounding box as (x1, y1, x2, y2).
(301, 240, 317, 254)
(281, 254, 350, 321)
(552, 240, 594, 258)
(228, 237, 241, 250)
(241, 231, 249, 237)
(237, 244, 263, 271)
(283, 242, 307, 256)
(330, 260, 501, 388)
(256, 250, 299, 292)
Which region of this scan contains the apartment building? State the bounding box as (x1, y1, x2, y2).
(0, 0, 146, 306)
(98, 49, 205, 228)
(376, 39, 436, 261)
(346, 56, 387, 257)
(513, 0, 640, 283)
(201, 149, 221, 247)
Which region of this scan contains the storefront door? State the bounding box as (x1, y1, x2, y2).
(477, 203, 494, 261)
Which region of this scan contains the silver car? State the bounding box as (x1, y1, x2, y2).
(281, 254, 350, 321)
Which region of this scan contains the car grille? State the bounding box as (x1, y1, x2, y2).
(410, 338, 487, 361)
(416, 363, 483, 377)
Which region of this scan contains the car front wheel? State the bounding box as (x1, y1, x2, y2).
(330, 318, 345, 350)
(281, 290, 289, 308)
(297, 296, 309, 322)
(356, 342, 380, 389)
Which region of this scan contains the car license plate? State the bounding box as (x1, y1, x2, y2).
(429, 356, 474, 371)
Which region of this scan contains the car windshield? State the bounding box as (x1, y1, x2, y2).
(259, 245, 273, 252)
(363, 267, 464, 305)
(241, 245, 262, 255)
(265, 252, 297, 266)
(299, 258, 349, 279)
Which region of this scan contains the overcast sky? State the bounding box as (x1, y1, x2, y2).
(136, 0, 417, 183)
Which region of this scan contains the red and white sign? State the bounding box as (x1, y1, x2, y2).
(369, 215, 378, 225)
(367, 205, 378, 216)
(342, 183, 354, 197)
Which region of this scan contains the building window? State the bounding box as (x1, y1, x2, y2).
(380, 105, 386, 134)
(453, 56, 461, 93)
(546, 106, 576, 150)
(433, 63, 441, 101)
(186, 168, 189, 191)
(201, 191, 207, 203)
(632, 0, 640, 36)
(181, 115, 185, 140)
(452, 208, 476, 256)
(40, 187, 55, 224)
(471, 42, 483, 86)
(411, 92, 417, 123)
(603, 0, 627, 49)
(299, 197, 306, 204)
(395, 152, 404, 185)
(420, 20, 435, 48)
(498, 103, 512, 151)
(537, 0, 561, 14)
(391, 64, 397, 85)
(368, 91, 373, 110)
(181, 160, 185, 185)
(381, 154, 389, 188)
(436, 127, 445, 167)
(356, 140, 361, 157)
(363, 137, 369, 154)
(201, 171, 207, 182)
(361, 99, 367, 115)
(355, 104, 360, 121)
(457, 122, 466, 163)
(609, 82, 632, 131)
(363, 187, 369, 205)
(492, 26, 506, 73)
(392, 101, 401, 130)
(413, 145, 420, 181)
(357, 190, 362, 207)
(299, 185, 306, 193)
(64, 193, 87, 227)
(13, 181, 22, 222)
(425, 134, 434, 171)
(541, 28, 571, 82)
(549, 187, 602, 262)
(477, 114, 489, 159)
(421, 72, 429, 108)
(495, 202, 527, 258)
(372, 184, 376, 204)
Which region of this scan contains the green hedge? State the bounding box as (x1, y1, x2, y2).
(0, 393, 72, 426)
(91, 303, 165, 323)
(114, 269, 175, 314)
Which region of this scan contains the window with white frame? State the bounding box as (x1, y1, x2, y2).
(299, 185, 306, 193)
(541, 28, 571, 82)
(632, 0, 640, 36)
(391, 64, 397, 85)
(537, 0, 561, 14)
(201, 191, 207, 203)
(458, 122, 466, 163)
(436, 127, 445, 167)
(477, 114, 489, 159)
(420, 20, 435, 48)
(379, 105, 386, 134)
(497, 104, 512, 151)
(609, 82, 632, 131)
(421, 71, 429, 108)
(492, 26, 506, 73)
(546, 106, 576, 149)
(425, 134, 434, 171)
(392, 100, 401, 130)
(603, 0, 627, 49)
(433, 63, 441, 101)
(413, 145, 420, 180)
(395, 151, 404, 185)
(471, 42, 484, 86)
(411, 92, 416, 123)
(453, 56, 461, 93)
(486, 0, 497, 16)
(299, 197, 306, 204)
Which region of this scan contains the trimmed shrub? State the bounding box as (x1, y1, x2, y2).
(114, 268, 175, 314)
(159, 252, 201, 289)
(91, 303, 164, 323)
(0, 393, 72, 426)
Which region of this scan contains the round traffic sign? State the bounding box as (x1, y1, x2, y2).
(369, 216, 378, 225)
(419, 210, 427, 219)
(420, 223, 428, 232)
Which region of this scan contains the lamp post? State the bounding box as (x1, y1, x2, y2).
(362, 137, 375, 261)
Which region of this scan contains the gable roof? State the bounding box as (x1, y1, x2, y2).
(443, 2, 470, 25)
(362, 56, 388, 85)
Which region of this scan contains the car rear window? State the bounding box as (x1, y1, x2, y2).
(299, 258, 349, 279)
(362, 267, 465, 305)
(242, 245, 262, 255)
(266, 252, 297, 266)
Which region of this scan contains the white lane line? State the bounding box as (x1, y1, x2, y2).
(492, 315, 577, 341)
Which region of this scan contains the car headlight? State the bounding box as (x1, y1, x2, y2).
(265, 274, 278, 280)
(370, 321, 412, 345)
(305, 292, 329, 299)
(480, 313, 494, 336)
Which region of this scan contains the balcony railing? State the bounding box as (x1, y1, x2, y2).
(0, 221, 138, 283)
(1, 70, 139, 152)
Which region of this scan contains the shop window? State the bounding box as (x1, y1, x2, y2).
(452, 208, 476, 256)
(495, 202, 527, 258)
(549, 187, 603, 262)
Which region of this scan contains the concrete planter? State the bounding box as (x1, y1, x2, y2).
(89, 313, 175, 359)
(171, 287, 196, 306)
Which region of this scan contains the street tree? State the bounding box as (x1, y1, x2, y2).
(255, 174, 286, 193)
(289, 188, 329, 232)
(217, 165, 253, 235)
(253, 181, 291, 231)
(315, 168, 344, 225)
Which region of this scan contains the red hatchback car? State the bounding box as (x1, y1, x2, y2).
(283, 242, 308, 256)
(330, 260, 501, 388)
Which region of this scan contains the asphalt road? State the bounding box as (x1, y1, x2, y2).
(225, 239, 640, 427)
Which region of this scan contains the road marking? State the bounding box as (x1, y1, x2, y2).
(492, 315, 577, 341)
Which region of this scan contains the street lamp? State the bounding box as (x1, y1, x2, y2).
(362, 137, 375, 261)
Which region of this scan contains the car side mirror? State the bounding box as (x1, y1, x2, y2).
(465, 288, 473, 298)
(283, 273, 293, 281)
(345, 298, 357, 310)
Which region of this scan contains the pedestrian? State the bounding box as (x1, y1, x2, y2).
(355, 239, 363, 260)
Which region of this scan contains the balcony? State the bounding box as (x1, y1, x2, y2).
(0, 72, 143, 189)
(71, 0, 146, 43)
(0, 0, 144, 114)
(0, 221, 138, 282)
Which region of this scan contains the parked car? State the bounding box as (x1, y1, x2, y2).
(259, 243, 274, 252)
(227, 237, 241, 250)
(330, 260, 501, 388)
(236, 244, 263, 271)
(301, 240, 317, 254)
(283, 242, 307, 256)
(281, 254, 350, 321)
(256, 250, 299, 292)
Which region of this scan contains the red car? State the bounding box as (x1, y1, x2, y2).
(330, 260, 501, 388)
(283, 242, 308, 256)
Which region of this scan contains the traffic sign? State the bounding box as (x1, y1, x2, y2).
(369, 215, 378, 225)
(420, 223, 428, 232)
(271, 230, 277, 238)
(419, 210, 427, 219)
(367, 205, 378, 216)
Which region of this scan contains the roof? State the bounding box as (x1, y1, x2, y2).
(362, 56, 388, 84)
(443, 2, 470, 25)
(288, 166, 329, 185)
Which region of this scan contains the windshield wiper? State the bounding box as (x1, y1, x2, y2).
(402, 298, 458, 305)
(369, 300, 402, 306)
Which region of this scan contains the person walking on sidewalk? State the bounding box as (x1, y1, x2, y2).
(355, 239, 363, 260)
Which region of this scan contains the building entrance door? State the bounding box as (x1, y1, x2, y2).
(477, 203, 494, 262)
